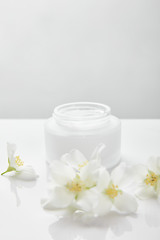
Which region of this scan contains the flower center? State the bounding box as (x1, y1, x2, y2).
(15, 156, 24, 167)
(105, 184, 122, 199)
(78, 160, 88, 170)
(66, 175, 85, 193)
(144, 171, 158, 186)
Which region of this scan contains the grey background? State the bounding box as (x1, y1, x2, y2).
(0, 0, 160, 119)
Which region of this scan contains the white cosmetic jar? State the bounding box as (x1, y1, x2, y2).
(44, 102, 121, 169)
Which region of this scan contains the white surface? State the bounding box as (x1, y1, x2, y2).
(0, 1, 160, 118)
(0, 119, 160, 240)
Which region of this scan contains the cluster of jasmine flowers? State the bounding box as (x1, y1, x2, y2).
(41, 144, 160, 217)
(2, 143, 160, 218)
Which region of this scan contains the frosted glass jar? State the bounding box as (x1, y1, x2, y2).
(44, 102, 121, 169)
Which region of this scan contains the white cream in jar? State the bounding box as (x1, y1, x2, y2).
(44, 102, 121, 169)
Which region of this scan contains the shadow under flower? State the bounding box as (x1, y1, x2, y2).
(7, 176, 37, 207)
(48, 211, 135, 240)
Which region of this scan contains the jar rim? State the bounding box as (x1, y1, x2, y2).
(53, 102, 111, 122)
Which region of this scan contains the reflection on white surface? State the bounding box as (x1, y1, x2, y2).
(7, 176, 37, 207)
(143, 199, 160, 228)
(49, 211, 135, 240)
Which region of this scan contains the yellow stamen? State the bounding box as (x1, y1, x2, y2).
(66, 175, 85, 193)
(144, 171, 158, 186)
(15, 156, 24, 167)
(105, 184, 122, 199)
(78, 160, 88, 170)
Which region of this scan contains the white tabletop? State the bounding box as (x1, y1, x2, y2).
(0, 119, 160, 240)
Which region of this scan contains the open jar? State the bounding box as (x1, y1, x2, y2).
(44, 102, 121, 169)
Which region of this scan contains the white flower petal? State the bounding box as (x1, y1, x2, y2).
(93, 193, 112, 216)
(114, 191, 138, 213)
(111, 162, 135, 188)
(96, 168, 110, 192)
(111, 162, 126, 185)
(42, 186, 75, 209)
(76, 189, 98, 212)
(90, 143, 106, 161)
(80, 161, 101, 188)
(61, 149, 87, 168)
(7, 142, 16, 158)
(7, 142, 16, 167)
(135, 184, 157, 200)
(87, 158, 102, 172)
(50, 161, 75, 185)
(148, 157, 160, 174)
(15, 165, 38, 181)
(41, 198, 55, 210)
